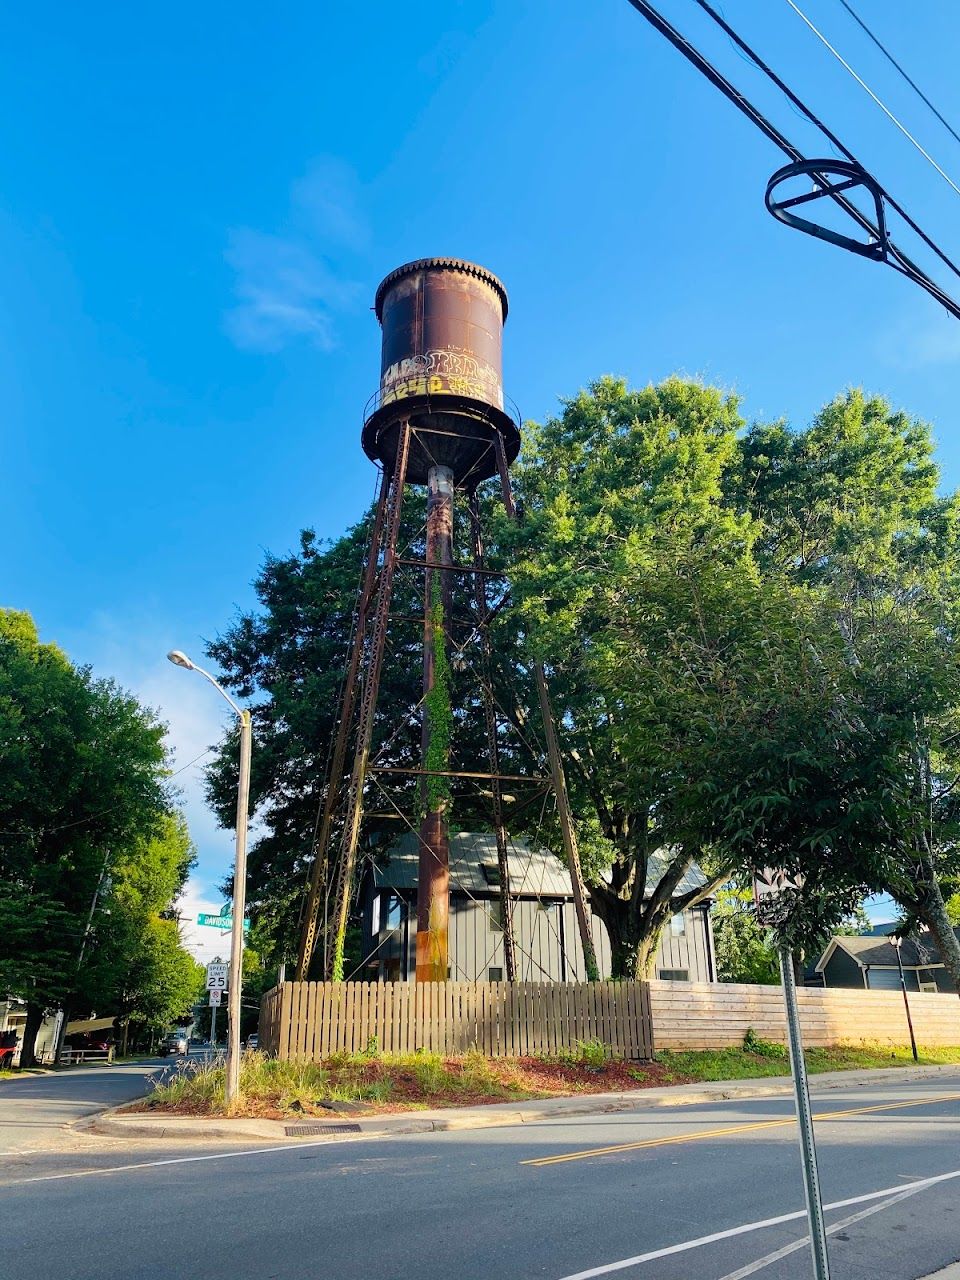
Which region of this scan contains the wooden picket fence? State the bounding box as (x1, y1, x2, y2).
(259, 980, 655, 1061)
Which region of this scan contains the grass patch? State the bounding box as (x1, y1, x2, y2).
(0, 1065, 53, 1080)
(656, 1040, 960, 1084)
(135, 1048, 651, 1118)
(133, 1040, 960, 1118)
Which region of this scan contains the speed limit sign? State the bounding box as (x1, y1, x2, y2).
(206, 958, 228, 991)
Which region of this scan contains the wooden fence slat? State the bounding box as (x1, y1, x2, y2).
(251, 977, 766, 1065)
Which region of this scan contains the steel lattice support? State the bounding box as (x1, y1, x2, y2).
(494, 434, 600, 981)
(295, 473, 390, 981)
(468, 490, 517, 982)
(327, 422, 411, 981)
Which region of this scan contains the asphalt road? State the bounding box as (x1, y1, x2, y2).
(0, 1057, 168, 1153)
(3, 1069, 960, 1280)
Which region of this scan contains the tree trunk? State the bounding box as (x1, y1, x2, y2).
(19, 1002, 44, 1068)
(915, 848, 960, 999)
(592, 891, 665, 979)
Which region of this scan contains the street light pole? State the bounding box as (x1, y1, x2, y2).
(891, 935, 919, 1063)
(226, 708, 252, 1103)
(168, 650, 251, 1109)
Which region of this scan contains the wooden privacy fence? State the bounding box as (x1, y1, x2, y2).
(650, 980, 960, 1049)
(260, 980, 654, 1061)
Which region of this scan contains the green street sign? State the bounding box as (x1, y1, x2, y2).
(197, 913, 250, 931)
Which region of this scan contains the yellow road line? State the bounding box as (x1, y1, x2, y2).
(522, 1090, 960, 1167)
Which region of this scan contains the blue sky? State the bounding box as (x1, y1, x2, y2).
(5, 1, 960, 954)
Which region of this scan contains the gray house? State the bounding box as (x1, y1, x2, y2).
(359, 832, 716, 983)
(813, 930, 960, 993)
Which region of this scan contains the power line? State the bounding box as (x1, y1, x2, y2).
(691, 0, 960, 288)
(836, 0, 960, 151)
(783, 0, 960, 201)
(625, 0, 960, 321)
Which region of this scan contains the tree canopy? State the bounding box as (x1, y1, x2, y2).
(0, 611, 200, 1061)
(205, 378, 960, 987)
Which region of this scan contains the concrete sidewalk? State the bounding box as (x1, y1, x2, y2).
(87, 1061, 960, 1142)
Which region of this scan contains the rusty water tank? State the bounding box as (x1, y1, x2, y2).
(361, 258, 521, 486)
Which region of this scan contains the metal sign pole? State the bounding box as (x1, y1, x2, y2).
(210, 1001, 217, 1049)
(779, 944, 831, 1280)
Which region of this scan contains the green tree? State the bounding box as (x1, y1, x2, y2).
(95, 813, 200, 1051)
(0, 610, 174, 1063)
(203, 380, 960, 990)
(730, 391, 960, 993)
(711, 887, 780, 985)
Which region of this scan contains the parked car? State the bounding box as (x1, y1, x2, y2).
(159, 1033, 188, 1057)
(64, 1032, 113, 1054)
(245, 1033, 259, 1051)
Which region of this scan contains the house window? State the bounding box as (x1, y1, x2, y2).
(384, 958, 402, 982)
(670, 913, 686, 936)
(382, 893, 405, 932)
(489, 967, 503, 982)
(489, 901, 504, 932)
(658, 968, 689, 981)
(919, 982, 938, 994)
(481, 863, 501, 886)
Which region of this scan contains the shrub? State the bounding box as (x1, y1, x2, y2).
(743, 1028, 788, 1059)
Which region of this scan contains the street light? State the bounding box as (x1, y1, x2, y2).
(890, 934, 919, 1063)
(167, 649, 252, 1108)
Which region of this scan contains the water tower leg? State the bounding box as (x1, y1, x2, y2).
(469, 490, 517, 983)
(494, 435, 600, 982)
(416, 464, 454, 983)
(296, 472, 389, 981)
(328, 423, 411, 980)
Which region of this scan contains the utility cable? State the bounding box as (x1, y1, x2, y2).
(689, 0, 960, 286)
(783, 0, 960, 200)
(629, 0, 960, 319)
(836, 0, 960, 150)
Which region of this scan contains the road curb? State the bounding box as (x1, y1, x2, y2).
(84, 1062, 960, 1143)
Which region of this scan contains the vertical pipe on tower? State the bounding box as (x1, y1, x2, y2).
(416, 464, 454, 982)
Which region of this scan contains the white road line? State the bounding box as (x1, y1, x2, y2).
(716, 1184, 928, 1279)
(1, 1133, 384, 1187)
(554, 1168, 960, 1280)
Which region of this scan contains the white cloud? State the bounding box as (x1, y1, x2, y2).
(177, 880, 234, 966)
(224, 156, 367, 353)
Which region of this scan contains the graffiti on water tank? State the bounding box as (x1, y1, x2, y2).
(380, 349, 503, 409)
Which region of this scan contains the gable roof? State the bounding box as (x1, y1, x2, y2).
(816, 929, 953, 972)
(370, 832, 709, 900)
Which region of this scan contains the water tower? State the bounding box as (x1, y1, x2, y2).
(296, 258, 597, 984)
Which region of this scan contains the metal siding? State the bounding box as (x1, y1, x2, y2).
(688, 909, 710, 982)
(823, 947, 868, 989)
(866, 967, 913, 992)
(932, 967, 957, 994)
(362, 861, 716, 987)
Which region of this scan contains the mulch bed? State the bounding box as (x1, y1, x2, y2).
(133, 1055, 695, 1120)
